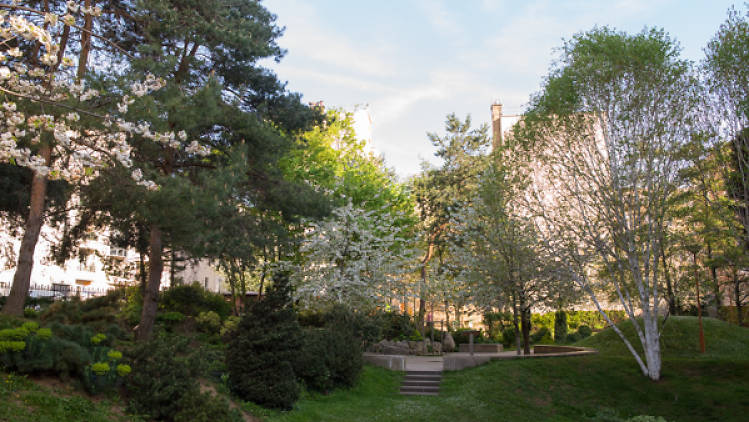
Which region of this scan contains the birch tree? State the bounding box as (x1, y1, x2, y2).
(523, 27, 700, 380)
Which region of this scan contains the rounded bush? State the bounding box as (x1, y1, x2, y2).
(578, 325, 593, 338)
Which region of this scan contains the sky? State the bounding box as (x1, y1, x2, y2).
(262, 0, 741, 179)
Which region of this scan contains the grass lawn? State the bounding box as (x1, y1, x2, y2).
(255, 316, 749, 422)
(0, 372, 139, 422)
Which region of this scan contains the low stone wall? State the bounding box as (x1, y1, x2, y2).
(457, 343, 504, 353)
(362, 353, 406, 371)
(533, 345, 586, 354)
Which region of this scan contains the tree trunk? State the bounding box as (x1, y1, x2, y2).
(706, 242, 721, 315)
(734, 270, 744, 326)
(138, 250, 147, 295)
(642, 316, 662, 380)
(77, 0, 93, 80)
(444, 300, 450, 329)
(2, 147, 50, 316)
(418, 241, 436, 331)
(660, 247, 677, 316)
(135, 225, 164, 341)
(512, 292, 521, 355)
(521, 307, 531, 355)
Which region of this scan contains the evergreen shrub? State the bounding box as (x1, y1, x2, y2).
(554, 311, 568, 343)
(226, 273, 301, 409)
(578, 325, 593, 338)
(125, 335, 202, 421)
(160, 283, 231, 319)
(501, 327, 516, 348)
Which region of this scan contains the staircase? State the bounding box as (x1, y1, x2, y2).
(399, 370, 442, 396)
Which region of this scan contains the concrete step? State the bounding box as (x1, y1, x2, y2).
(399, 391, 439, 396)
(400, 385, 440, 393)
(400, 370, 442, 396)
(403, 375, 442, 381)
(402, 380, 441, 387)
(405, 370, 442, 376)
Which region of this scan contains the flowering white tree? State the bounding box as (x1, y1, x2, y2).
(0, 3, 209, 315)
(295, 200, 416, 308)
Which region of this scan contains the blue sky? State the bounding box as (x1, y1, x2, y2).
(262, 0, 740, 179)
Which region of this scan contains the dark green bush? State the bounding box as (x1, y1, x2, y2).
(452, 328, 484, 345)
(160, 283, 232, 319)
(0, 326, 91, 379)
(125, 334, 202, 421)
(378, 311, 416, 341)
(530, 327, 550, 344)
(501, 327, 516, 348)
(566, 331, 582, 343)
(298, 309, 327, 327)
(324, 305, 382, 349)
(578, 325, 593, 338)
(294, 306, 364, 393)
(226, 273, 301, 409)
(554, 311, 568, 343)
(295, 328, 333, 392)
(42, 290, 126, 333)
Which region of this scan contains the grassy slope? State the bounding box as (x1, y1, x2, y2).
(259, 317, 749, 422)
(0, 372, 140, 422)
(576, 316, 749, 360)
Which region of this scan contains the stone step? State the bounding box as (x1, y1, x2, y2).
(399, 391, 439, 396)
(399, 385, 440, 394)
(399, 369, 442, 396)
(403, 375, 441, 382)
(402, 380, 441, 387)
(405, 370, 442, 376)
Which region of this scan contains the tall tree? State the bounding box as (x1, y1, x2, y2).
(412, 113, 489, 328)
(524, 27, 700, 380)
(703, 6, 749, 251)
(0, 3, 164, 315)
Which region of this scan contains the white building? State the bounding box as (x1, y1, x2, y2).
(0, 219, 225, 298)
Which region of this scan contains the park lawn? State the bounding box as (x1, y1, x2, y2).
(0, 372, 140, 422)
(257, 317, 749, 422)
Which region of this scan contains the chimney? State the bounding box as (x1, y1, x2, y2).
(491, 101, 503, 151)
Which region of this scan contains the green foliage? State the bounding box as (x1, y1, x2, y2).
(158, 311, 185, 324)
(160, 283, 232, 319)
(196, 311, 222, 333)
(578, 325, 593, 338)
(91, 362, 111, 375)
(483, 312, 513, 341)
(23, 308, 39, 319)
(451, 328, 484, 345)
(294, 329, 333, 393)
(116, 364, 132, 377)
(226, 273, 301, 409)
(501, 327, 516, 348)
(530, 327, 551, 344)
(125, 334, 202, 421)
(220, 316, 240, 338)
(408, 328, 424, 341)
(554, 311, 568, 343)
(0, 341, 26, 353)
(41, 291, 125, 334)
(379, 311, 416, 341)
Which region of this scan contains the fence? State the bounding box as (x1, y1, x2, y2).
(0, 281, 114, 300)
